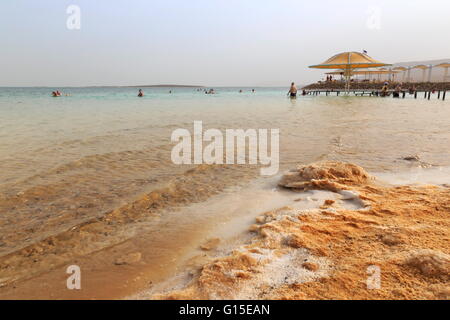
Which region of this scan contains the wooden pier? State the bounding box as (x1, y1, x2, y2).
(304, 89, 447, 101)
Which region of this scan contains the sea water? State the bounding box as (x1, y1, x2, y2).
(0, 87, 449, 256)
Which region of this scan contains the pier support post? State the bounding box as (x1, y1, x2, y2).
(428, 91, 431, 100)
(443, 91, 446, 101)
(402, 92, 406, 99)
(414, 91, 417, 99)
(438, 91, 441, 99)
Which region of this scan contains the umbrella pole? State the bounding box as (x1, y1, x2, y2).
(345, 67, 351, 94)
(428, 65, 433, 83)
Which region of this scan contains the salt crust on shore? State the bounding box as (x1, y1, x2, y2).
(153, 162, 449, 300)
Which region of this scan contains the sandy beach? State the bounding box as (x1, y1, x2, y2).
(0, 160, 449, 300)
(144, 162, 450, 300)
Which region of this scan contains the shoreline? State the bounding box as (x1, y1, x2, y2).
(1, 162, 449, 300)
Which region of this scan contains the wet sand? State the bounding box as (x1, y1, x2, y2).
(0, 164, 260, 299)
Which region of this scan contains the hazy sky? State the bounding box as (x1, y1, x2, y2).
(1, 0, 449, 87)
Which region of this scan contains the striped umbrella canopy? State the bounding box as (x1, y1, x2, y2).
(393, 67, 408, 81)
(353, 69, 399, 82)
(412, 65, 430, 82)
(353, 70, 398, 75)
(435, 63, 450, 82)
(435, 63, 450, 68)
(310, 52, 391, 92)
(326, 69, 398, 77)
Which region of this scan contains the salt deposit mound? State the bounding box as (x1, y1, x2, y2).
(405, 250, 450, 278)
(278, 161, 372, 192)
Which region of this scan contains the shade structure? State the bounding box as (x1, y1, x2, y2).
(392, 67, 407, 71)
(412, 65, 429, 82)
(353, 69, 399, 82)
(393, 66, 408, 81)
(325, 69, 398, 81)
(325, 71, 346, 75)
(310, 52, 391, 92)
(310, 52, 389, 69)
(353, 70, 398, 75)
(435, 63, 450, 82)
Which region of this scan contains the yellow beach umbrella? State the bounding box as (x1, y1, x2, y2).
(309, 52, 391, 92)
(352, 69, 399, 82)
(325, 68, 398, 82)
(412, 65, 429, 82)
(325, 71, 345, 75)
(435, 63, 450, 82)
(352, 70, 397, 75)
(393, 67, 408, 82)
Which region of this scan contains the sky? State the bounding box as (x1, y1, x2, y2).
(1, 0, 449, 87)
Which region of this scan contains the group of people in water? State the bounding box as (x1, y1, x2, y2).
(53, 82, 425, 100)
(52, 84, 307, 99)
(379, 82, 419, 98)
(51, 90, 71, 97)
(136, 88, 258, 96)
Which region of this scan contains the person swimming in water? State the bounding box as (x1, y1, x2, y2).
(380, 83, 389, 97)
(288, 82, 297, 98)
(393, 84, 402, 98)
(138, 89, 144, 97)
